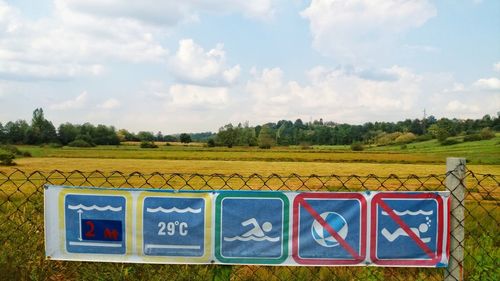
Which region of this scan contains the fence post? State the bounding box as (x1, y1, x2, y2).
(444, 157, 466, 281)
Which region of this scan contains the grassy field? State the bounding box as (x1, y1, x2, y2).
(1, 135, 497, 175)
(3, 157, 499, 176)
(0, 137, 498, 280)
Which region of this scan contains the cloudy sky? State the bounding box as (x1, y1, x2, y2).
(0, 0, 499, 133)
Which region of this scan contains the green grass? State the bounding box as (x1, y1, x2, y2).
(1, 193, 496, 280)
(13, 135, 499, 165)
(367, 136, 500, 164)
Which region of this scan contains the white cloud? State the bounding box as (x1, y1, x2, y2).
(97, 98, 121, 109)
(169, 84, 229, 107)
(0, 0, 168, 81)
(61, 0, 277, 25)
(169, 39, 240, 85)
(300, 0, 436, 62)
(50, 91, 88, 110)
(445, 100, 480, 113)
(0, 0, 279, 82)
(241, 66, 500, 124)
(143, 80, 231, 109)
(223, 65, 242, 84)
(244, 65, 423, 122)
(473, 77, 500, 91)
(493, 62, 500, 72)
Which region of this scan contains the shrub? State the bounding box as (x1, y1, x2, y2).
(376, 132, 402, 145)
(440, 138, 460, 146)
(463, 134, 482, 142)
(395, 132, 416, 144)
(74, 134, 95, 146)
(140, 141, 158, 148)
(259, 143, 271, 149)
(0, 144, 21, 155)
(400, 144, 408, 150)
(68, 139, 93, 147)
(0, 145, 33, 157)
(350, 142, 364, 151)
(48, 142, 63, 148)
(0, 149, 15, 166)
(300, 142, 312, 150)
(480, 127, 495, 140)
(415, 134, 433, 142)
(207, 139, 216, 147)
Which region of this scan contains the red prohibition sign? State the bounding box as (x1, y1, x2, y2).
(292, 192, 367, 265)
(370, 193, 446, 266)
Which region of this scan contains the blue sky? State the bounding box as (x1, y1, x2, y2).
(0, 0, 499, 133)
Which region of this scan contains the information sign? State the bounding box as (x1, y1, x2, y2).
(292, 193, 366, 265)
(370, 193, 447, 266)
(215, 192, 289, 264)
(45, 186, 449, 267)
(61, 189, 131, 256)
(137, 192, 211, 262)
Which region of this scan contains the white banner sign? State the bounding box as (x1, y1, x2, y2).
(45, 185, 450, 267)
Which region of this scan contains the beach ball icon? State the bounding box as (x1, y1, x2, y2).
(311, 212, 348, 247)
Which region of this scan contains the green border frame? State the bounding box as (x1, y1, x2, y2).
(215, 191, 289, 264)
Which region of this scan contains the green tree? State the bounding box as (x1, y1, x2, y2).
(26, 108, 57, 144)
(258, 125, 275, 149)
(236, 122, 257, 146)
(58, 123, 80, 145)
(207, 139, 216, 147)
(164, 135, 178, 142)
(5, 120, 29, 144)
(180, 133, 192, 143)
(276, 120, 294, 145)
(0, 122, 4, 143)
(217, 124, 238, 148)
(137, 131, 155, 141)
(93, 125, 120, 145)
(117, 129, 137, 141)
(156, 131, 164, 142)
(80, 123, 96, 139)
(429, 120, 454, 142)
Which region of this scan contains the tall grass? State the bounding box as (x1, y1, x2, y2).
(0, 176, 497, 280)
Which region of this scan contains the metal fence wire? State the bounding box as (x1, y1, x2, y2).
(0, 163, 498, 281)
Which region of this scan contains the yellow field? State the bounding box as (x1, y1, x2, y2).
(2, 157, 499, 176)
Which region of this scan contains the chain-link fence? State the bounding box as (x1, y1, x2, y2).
(0, 161, 498, 280)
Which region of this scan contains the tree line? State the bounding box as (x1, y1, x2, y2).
(0, 108, 498, 148)
(0, 108, 214, 147)
(214, 115, 499, 148)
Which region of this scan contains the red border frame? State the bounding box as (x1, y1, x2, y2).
(370, 193, 444, 266)
(446, 196, 451, 261)
(292, 192, 367, 265)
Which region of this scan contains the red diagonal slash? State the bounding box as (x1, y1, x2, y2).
(378, 199, 434, 259)
(299, 198, 361, 260)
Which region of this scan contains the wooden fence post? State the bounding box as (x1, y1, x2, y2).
(444, 157, 466, 281)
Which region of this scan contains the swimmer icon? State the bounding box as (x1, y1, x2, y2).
(223, 218, 279, 242)
(215, 191, 289, 264)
